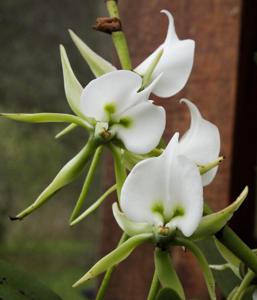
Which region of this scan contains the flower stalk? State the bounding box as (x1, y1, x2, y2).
(105, 0, 132, 70)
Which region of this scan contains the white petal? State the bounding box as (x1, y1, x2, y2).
(120, 155, 169, 225)
(115, 101, 166, 154)
(165, 155, 203, 237)
(253, 290, 257, 300)
(178, 99, 220, 186)
(135, 10, 195, 98)
(120, 134, 179, 224)
(80, 70, 142, 122)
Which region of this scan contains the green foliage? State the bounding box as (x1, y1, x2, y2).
(154, 248, 185, 300)
(0, 259, 62, 300)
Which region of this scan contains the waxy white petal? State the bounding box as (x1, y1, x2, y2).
(179, 99, 220, 186)
(135, 10, 195, 98)
(120, 133, 203, 237)
(120, 154, 169, 225)
(115, 101, 166, 154)
(165, 155, 203, 237)
(80, 70, 142, 122)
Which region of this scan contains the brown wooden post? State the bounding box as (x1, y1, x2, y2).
(101, 1, 242, 299)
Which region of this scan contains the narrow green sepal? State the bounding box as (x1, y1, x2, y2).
(70, 185, 117, 226)
(70, 145, 104, 222)
(154, 248, 185, 300)
(191, 186, 248, 241)
(69, 29, 116, 77)
(60, 45, 84, 118)
(73, 233, 153, 287)
(199, 156, 224, 175)
(140, 48, 164, 89)
(55, 123, 78, 139)
(14, 137, 98, 220)
(112, 202, 153, 236)
(174, 238, 216, 300)
(0, 113, 90, 131)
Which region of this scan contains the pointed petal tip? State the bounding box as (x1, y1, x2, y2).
(160, 9, 174, 21)
(72, 273, 91, 288)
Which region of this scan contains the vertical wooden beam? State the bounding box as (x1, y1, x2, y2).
(230, 0, 257, 246)
(101, 1, 242, 299)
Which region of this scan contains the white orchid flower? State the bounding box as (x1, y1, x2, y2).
(135, 10, 195, 98)
(114, 133, 203, 238)
(80, 70, 166, 154)
(178, 99, 220, 186)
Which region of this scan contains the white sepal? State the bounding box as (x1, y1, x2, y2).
(135, 10, 195, 98)
(112, 203, 153, 236)
(179, 99, 220, 186)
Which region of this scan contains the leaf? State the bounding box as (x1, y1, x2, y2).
(60, 45, 83, 118)
(14, 137, 98, 220)
(0, 113, 90, 131)
(73, 233, 153, 287)
(197, 238, 241, 297)
(154, 248, 185, 300)
(174, 237, 216, 300)
(191, 186, 248, 241)
(69, 29, 116, 77)
(156, 287, 181, 300)
(0, 259, 62, 300)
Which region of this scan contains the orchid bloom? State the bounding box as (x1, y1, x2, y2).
(113, 133, 204, 238)
(80, 70, 166, 154)
(178, 99, 220, 186)
(134, 10, 195, 98)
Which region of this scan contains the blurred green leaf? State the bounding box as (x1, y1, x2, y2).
(0, 259, 62, 300)
(197, 238, 241, 297)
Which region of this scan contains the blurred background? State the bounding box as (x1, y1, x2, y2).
(0, 0, 257, 300)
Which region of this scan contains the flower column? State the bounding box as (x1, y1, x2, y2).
(101, 1, 242, 299)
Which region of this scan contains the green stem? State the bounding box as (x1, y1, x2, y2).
(109, 144, 127, 201)
(204, 203, 257, 275)
(231, 270, 255, 300)
(96, 233, 128, 300)
(70, 145, 104, 221)
(106, 0, 132, 70)
(147, 270, 160, 300)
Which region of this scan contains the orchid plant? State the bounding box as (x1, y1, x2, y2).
(1, 1, 257, 299)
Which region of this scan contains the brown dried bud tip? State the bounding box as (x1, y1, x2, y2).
(9, 216, 21, 221)
(93, 17, 122, 34)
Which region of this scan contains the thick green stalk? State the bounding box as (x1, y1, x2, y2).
(95, 233, 128, 300)
(106, 0, 132, 70)
(147, 270, 160, 300)
(204, 203, 257, 275)
(70, 145, 104, 221)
